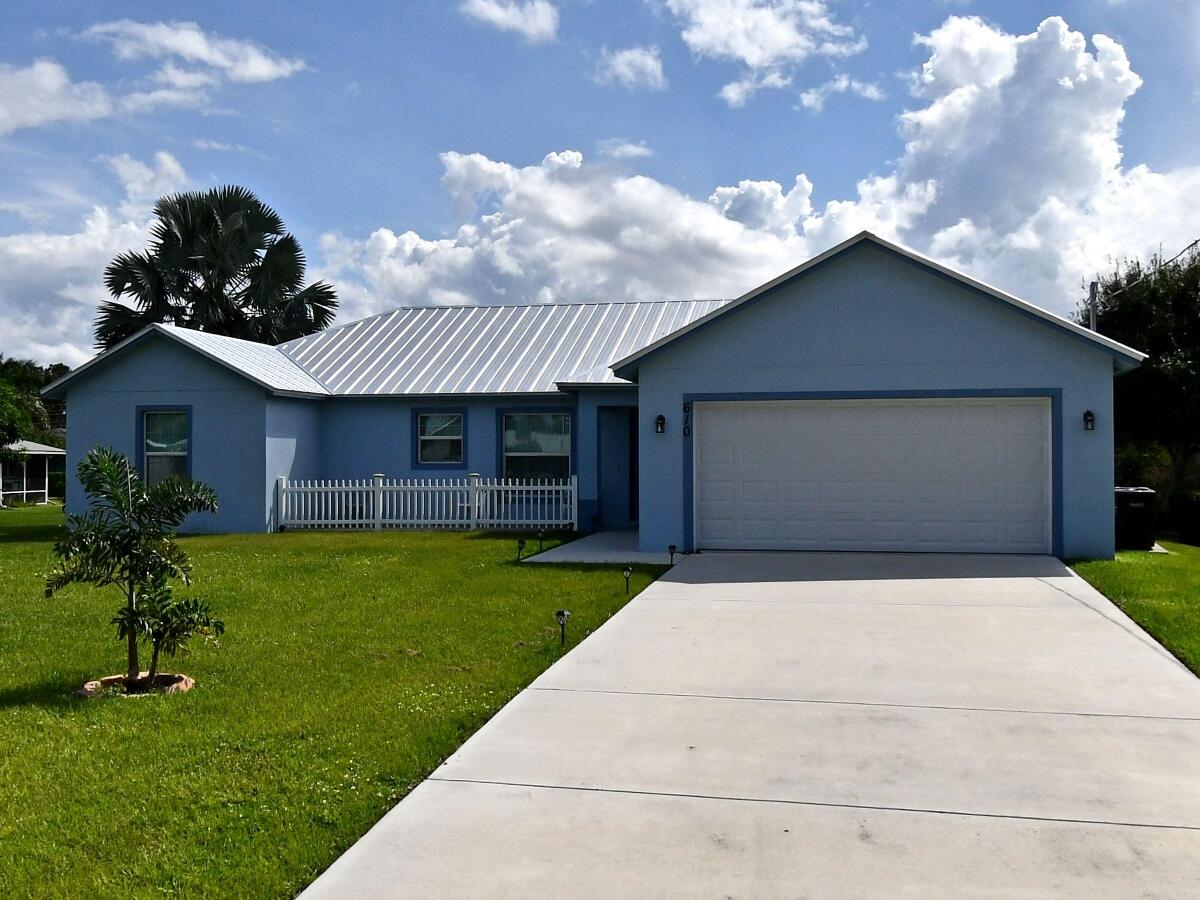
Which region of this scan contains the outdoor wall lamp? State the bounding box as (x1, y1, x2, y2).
(655, 414, 666, 434)
(1083, 410, 1096, 432)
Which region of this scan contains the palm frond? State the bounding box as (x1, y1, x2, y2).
(93, 302, 157, 350)
(145, 476, 219, 529)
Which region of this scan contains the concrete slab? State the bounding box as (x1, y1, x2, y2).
(303, 552, 1200, 897)
(306, 781, 1200, 899)
(525, 530, 673, 565)
(436, 688, 1200, 827)
(537, 594, 1200, 718)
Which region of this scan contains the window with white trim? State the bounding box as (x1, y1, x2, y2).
(417, 412, 464, 464)
(502, 412, 570, 480)
(143, 410, 189, 485)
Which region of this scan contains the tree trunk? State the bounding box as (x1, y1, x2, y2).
(125, 583, 140, 683)
(148, 640, 161, 681)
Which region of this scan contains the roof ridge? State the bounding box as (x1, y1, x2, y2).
(158, 323, 294, 350)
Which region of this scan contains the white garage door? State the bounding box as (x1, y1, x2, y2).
(694, 398, 1051, 553)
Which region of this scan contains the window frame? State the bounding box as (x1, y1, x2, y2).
(411, 408, 468, 469)
(136, 405, 192, 485)
(498, 409, 573, 481)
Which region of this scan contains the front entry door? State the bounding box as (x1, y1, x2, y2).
(598, 406, 639, 529)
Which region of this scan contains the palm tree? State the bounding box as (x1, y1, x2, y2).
(45, 448, 219, 686)
(95, 186, 338, 350)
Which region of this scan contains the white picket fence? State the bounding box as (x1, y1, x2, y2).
(276, 473, 578, 531)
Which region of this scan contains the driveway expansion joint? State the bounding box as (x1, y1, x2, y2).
(425, 777, 1200, 832)
(530, 685, 1200, 722)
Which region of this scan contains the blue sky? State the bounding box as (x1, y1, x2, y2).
(2, 1, 1198, 364)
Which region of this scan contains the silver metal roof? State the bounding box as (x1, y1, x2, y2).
(278, 300, 727, 395)
(160, 325, 331, 395)
(42, 323, 330, 399)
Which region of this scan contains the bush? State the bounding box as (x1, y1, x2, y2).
(1115, 442, 1171, 491)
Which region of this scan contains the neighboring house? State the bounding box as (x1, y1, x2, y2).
(1, 440, 65, 506)
(43, 232, 1144, 558)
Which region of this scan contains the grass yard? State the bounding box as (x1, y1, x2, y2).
(1073, 540, 1200, 676)
(0, 505, 664, 898)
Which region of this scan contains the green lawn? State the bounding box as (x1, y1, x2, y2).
(1073, 541, 1200, 676)
(0, 505, 663, 898)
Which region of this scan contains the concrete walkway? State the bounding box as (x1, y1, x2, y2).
(524, 529, 673, 565)
(304, 552, 1200, 898)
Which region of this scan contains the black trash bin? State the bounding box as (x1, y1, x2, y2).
(1115, 487, 1157, 551)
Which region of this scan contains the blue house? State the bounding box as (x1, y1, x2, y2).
(45, 232, 1144, 558)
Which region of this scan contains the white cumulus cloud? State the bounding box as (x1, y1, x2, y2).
(798, 74, 884, 111)
(718, 70, 792, 107)
(595, 46, 668, 91)
(0, 59, 112, 136)
(664, 0, 866, 107)
(459, 0, 559, 43)
(0, 152, 189, 365)
(598, 139, 654, 159)
(708, 175, 813, 236)
(0, 23, 305, 139)
(86, 20, 307, 83)
(102, 151, 189, 220)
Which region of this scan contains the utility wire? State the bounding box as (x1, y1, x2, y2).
(1103, 237, 1200, 300)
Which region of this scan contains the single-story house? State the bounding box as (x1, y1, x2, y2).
(1, 440, 65, 506)
(44, 232, 1144, 558)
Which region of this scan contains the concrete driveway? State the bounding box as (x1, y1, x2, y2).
(304, 553, 1200, 898)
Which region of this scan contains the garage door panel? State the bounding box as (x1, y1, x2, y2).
(695, 399, 1051, 554)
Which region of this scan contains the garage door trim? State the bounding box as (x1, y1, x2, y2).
(681, 389, 1063, 556)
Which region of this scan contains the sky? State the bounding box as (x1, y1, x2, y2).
(2, 0, 1198, 366)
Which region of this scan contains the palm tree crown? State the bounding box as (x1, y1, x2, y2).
(95, 186, 338, 350)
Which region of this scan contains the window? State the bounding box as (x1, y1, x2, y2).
(416, 412, 464, 465)
(143, 410, 189, 485)
(503, 412, 570, 480)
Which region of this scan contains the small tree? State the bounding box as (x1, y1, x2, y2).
(127, 578, 224, 681)
(45, 448, 219, 687)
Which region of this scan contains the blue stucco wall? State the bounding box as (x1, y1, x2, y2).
(634, 242, 1119, 559)
(317, 395, 590, 519)
(63, 336, 270, 533)
(573, 388, 638, 529)
(63, 336, 607, 533)
(265, 397, 323, 530)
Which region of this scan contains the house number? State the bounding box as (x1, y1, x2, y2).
(682, 401, 691, 436)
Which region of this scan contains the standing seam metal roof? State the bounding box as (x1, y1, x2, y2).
(277, 299, 728, 395)
(161, 326, 331, 395)
(43, 300, 729, 400)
